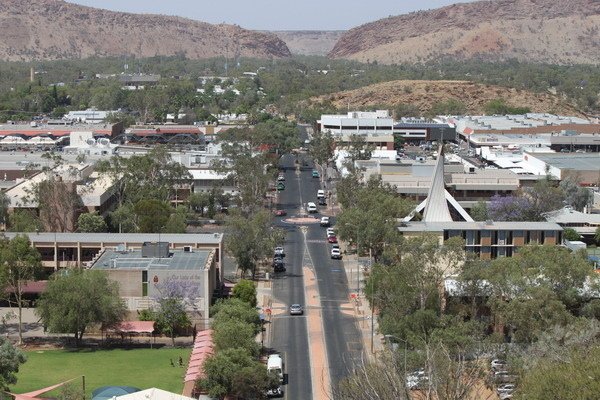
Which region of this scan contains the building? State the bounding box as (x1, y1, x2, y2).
(544, 206, 600, 238)
(522, 152, 600, 185)
(2, 232, 224, 274)
(399, 148, 563, 259)
(393, 121, 457, 144)
(318, 110, 394, 136)
(64, 109, 113, 124)
(90, 242, 218, 325)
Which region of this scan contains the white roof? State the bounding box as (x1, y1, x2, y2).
(267, 354, 283, 369)
(117, 388, 195, 400)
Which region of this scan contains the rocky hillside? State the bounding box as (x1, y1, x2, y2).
(329, 0, 600, 64)
(0, 0, 291, 61)
(270, 31, 345, 56)
(312, 80, 583, 116)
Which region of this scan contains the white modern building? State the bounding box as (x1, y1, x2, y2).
(319, 110, 394, 136)
(64, 109, 113, 124)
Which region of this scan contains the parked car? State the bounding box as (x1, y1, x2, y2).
(312, 170, 319, 178)
(497, 384, 516, 395)
(273, 259, 285, 272)
(317, 189, 325, 198)
(276, 182, 285, 191)
(331, 248, 342, 259)
(331, 243, 340, 250)
(406, 369, 428, 390)
(494, 371, 517, 383)
(318, 197, 327, 206)
(266, 386, 283, 398)
(491, 359, 507, 371)
(307, 202, 317, 213)
(277, 175, 285, 181)
(289, 304, 303, 315)
(274, 247, 285, 257)
(274, 209, 287, 216)
(328, 235, 338, 244)
(326, 228, 335, 237)
(499, 393, 513, 400)
(320, 217, 330, 227)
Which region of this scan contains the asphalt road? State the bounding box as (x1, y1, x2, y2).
(270, 125, 364, 399)
(270, 153, 313, 400)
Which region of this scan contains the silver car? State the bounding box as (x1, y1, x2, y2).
(289, 304, 303, 315)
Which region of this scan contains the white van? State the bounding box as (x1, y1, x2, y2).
(317, 190, 325, 199)
(267, 354, 284, 382)
(307, 202, 317, 213)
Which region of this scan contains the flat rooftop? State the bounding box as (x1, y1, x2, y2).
(398, 221, 563, 232)
(3, 232, 224, 245)
(528, 152, 600, 171)
(92, 248, 211, 271)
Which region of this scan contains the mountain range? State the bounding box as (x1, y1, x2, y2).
(329, 0, 600, 64)
(0, 0, 290, 61)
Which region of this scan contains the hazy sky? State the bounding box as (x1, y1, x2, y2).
(67, 0, 474, 31)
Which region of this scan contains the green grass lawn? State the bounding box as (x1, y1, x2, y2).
(12, 348, 192, 398)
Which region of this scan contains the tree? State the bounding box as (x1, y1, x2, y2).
(33, 175, 83, 232)
(347, 134, 374, 164)
(36, 270, 126, 346)
(0, 336, 26, 390)
(155, 297, 191, 346)
(8, 209, 43, 232)
(0, 235, 42, 344)
(212, 319, 259, 356)
(0, 192, 9, 229)
(211, 298, 261, 334)
(225, 209, 284, 277)
(394, 103, 420, 118)
(232, 279, 257, 307)
(560, 177, 593, 211)
(335, 177, 413, 261)
(469, 201, 488, 221)
(517, 346, 600, 399)
(133, 199, 171, 233)
(77, 212, 108, 233)
(199, 348, 273, 399)
(563, 228, 581, 241)
(213, 143, 270, 213)
(596, 226, 600, 246)
(484, 98, 530, 115)
(308, 130, 335, 177)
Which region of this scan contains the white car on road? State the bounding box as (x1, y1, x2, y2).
(331, 248, 342, 259)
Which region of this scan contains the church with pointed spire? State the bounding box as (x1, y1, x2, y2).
(398, 147, 563, 259)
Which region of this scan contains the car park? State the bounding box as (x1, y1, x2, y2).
(312, 170, 319, 178)
(289, 304, 303, 315)
(328, 235, 338, 244)
(331, 248, 342, 259)
(320, 217, 330, 227)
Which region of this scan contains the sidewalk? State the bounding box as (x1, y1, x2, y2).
(338, 244, 385, 361)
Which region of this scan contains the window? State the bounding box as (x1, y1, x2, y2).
(142, 270, 148, 297)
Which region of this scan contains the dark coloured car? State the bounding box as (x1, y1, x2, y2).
(274, 209, 287, 216)
(318, 198, 327, 206)
(327, 235, 338, 244)
(273, 259, 285, 272)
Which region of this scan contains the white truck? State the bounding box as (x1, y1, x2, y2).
(267, 354, 284, 383)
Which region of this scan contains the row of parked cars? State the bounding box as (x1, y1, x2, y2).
(491, 359, 517, 399)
